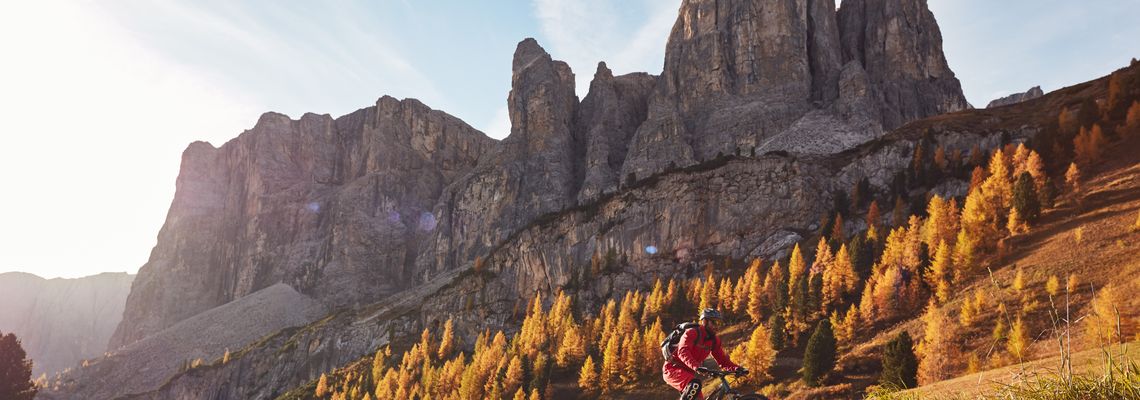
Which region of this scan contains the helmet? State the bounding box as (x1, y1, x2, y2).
(698, 308, 722, 321)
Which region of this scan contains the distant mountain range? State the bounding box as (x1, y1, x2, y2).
(0, 271, 133, 376)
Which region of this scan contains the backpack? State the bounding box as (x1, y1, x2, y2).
(660, 322, 700, 365)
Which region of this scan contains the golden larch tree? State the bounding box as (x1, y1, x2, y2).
(788, 243, 807, 293)
(1007, 316, 1030, 361)
(578, 355, 598, 391)
(927, 241, 953, 303)
(822, 244, 857, 312)
(1074, 124, 1107, 166)
(917, 301, 960, 384)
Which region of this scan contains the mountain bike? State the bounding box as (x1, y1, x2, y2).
(698, 368, 769, 400)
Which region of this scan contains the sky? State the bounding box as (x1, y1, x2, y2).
(1, 0, 1138, 279)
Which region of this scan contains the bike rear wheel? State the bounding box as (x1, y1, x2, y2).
(733, 394, 768, 400)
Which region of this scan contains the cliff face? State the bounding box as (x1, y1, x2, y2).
(621, 0, 967, 181)
(837, 0, 970, 129)
(109, 98, 494, 349)
(0, 272, 133, 376)
(99, 0, 974, 396)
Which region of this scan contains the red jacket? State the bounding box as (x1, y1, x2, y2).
(673, 324, 739, 372)
(662, 324, 740, 395)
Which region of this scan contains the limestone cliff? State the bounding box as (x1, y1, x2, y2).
(109, 98, 494, 349)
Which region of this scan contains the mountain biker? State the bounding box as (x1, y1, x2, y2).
(662, 308, 748, 400)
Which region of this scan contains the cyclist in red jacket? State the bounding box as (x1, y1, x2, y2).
(662, 308, 747, 400)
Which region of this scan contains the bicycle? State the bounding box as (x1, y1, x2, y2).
(697, 367, 769, 400)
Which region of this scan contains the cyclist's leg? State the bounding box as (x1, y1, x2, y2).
(680, 378, 702, 400)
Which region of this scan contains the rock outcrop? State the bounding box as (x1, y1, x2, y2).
(109, 97, 495, 350)
(0, 272, 133, 376)
(987, 86, 1045, 108)
(837, 0, 971, 129)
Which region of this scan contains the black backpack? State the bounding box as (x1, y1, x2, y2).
(660, 322, 701, 365)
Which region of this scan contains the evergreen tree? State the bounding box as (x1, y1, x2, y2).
(801, 320, 837, 387)
(1046, 275, 1060, 297)
(0, 333, 36, 400)
(1012, 172, 1041, 222)
(880, 331, 919, 389)
(768, 313, 787, 351)
(555, 326, 585, 368)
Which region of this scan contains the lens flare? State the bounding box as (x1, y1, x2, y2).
(305, 202, 320, 212)
(417, 212, 437, 231)
(645, 245, 658, 255)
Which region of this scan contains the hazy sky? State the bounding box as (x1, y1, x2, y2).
(2, 0, 1138, 279)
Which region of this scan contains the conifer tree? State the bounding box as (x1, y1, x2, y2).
(801, 320, 837, 387)
(952, 229, 978, 279)
(831, 214, 846, 245)
(917, 301, 959, 384)
(513, 388, 527, 400)
(880, 331, 919, 389)
(748, 264, 766, 324)
(731, 324, 775, 385)
(982, 149, 1013, 211)
(769, 313, 787, 351)
(437, 318, 456, 360)
(1012, 172, 1041, 222)
(316, 373, 330, 398)
(599, 336, 620, 392)
(1086, 283, 1126, 346)
(811, 238, 834, 278)
(1007, 207, 1028, 236)
(867, 200, 882, 234)
(718, 277, 735, 312)
(556, 326, 585, 368)
(960, 296, 976, 327)
(1126, 101, 1140, 137)
(1067, 273, 1079, 294)
(788, 243, 807, 295)
(529, 388, 542, 400)
(927, 241, 953, 303)
(577, 356, 598, 392)
(823, 244, 857, 312)
(700, 276, 718, 311)
(1065, 163, 1082, 197)
(1013, 267, 1026, 294)
(1074, 124, 1107, 166)
(1045, 275, 1060, 297)
(1008, 316, 1030, 361)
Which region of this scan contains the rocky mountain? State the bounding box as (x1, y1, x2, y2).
(108, 97, 495, 349)
(0, 272, 133, 376)
(987, 85, 1045, 108)
(53, 0, 989, 398)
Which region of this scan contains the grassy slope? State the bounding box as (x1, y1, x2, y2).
(904, 341, 1140, 398)
(853, 134, 1140, 399)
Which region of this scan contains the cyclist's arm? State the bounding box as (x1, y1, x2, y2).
(675, 329, 705, 372)
(710, 336, 740, 370)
